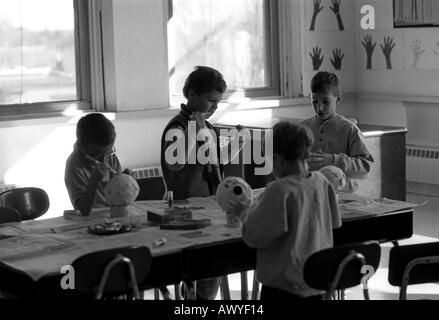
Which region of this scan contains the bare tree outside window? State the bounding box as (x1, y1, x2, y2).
(168, 0, 278, 98)
(0, 0, 76, 106)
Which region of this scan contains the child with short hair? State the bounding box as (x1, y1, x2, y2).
(161, 66, 227, 300)
(65, 113, 123, 216)
(302, 71, 374, 191)
(233, 121, 341, 300)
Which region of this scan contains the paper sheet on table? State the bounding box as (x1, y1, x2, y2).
(0, 234, 75, 261)
(340, 197, 426, 219)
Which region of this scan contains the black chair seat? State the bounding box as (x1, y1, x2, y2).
(389, 241, 439, 300)
(72, 246, 151, 299)
(0, 206, 22, 223)
(304, 241, 381, 299)
(0, 187, 49, 220)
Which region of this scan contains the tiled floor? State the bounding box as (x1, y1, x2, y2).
(144, 192, 439, 300)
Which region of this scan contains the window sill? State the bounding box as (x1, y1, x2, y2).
(0, 94, 360, 128)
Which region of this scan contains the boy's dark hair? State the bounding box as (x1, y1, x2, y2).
(273, 121, 314, 161)
(310, 71, 341, 96)
(183, 66, 227, 98)
(76, 113, 116, 146)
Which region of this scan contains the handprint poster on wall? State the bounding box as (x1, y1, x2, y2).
(361, 34, 377, 70)
(305, 31, 354, 71)
(410, 40, 425, 69)
(309, 46, 324, 70)
(330, 48, 345, 70)
(358, 32, 403, 70)
(380, 36, 395, 70)
(403, 30, 439, 69)
(330, 0, 344, 31)
(307, 0, 353, 31)
(309, 0, 324, 31)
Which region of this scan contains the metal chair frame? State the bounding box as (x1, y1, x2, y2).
(399, 255, 439, 300)
(95, 254, 140, 300)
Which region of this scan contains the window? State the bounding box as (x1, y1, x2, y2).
(167, 0, 280, 99)
(394, 0, 439, 27)
(0, 0, 93, 116)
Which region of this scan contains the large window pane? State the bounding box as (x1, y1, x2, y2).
(0, 0, 76, 105)
(168, 0, 272, 96)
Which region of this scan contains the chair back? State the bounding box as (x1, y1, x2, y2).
(0, 206, 22, 223)
(304, 241, 380, 299)
(72, 246, 151, 299)
(0, 187, 49, 220)
(389, 241, 439, 300)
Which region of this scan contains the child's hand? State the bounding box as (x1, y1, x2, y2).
(307, 152, 335, 170)
(189, 112, 207, 130)
(123, 168, 134, 176)
(90, 162, 109, 181)
(225, 198, 252, 220)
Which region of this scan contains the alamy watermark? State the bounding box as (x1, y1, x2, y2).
(164, 121, 273, 176)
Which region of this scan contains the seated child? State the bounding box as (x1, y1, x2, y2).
(65, 113, 123, 216)
(301, 71, 374, 192)
(232, 121, 341, 300)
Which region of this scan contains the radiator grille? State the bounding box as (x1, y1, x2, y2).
(131, 166, 162, 180)
(406, 146, 439, 160)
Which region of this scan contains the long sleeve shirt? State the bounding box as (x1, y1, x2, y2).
(242, 172, 341, 297)
(301, 113, 374, 179)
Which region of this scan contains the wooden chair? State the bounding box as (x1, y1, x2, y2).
(304, 241, 381, 300)
(389, 241, 439, 300)
(0, 206, 22, 224)
(0, 187, 49, 220)
(72, 246, 151, 299)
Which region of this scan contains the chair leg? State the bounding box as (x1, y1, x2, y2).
(220, 276, 231, 300)
(182, 280, 196, 300)
(363, 288, 370, 300)
(251, 271, 260, 300)
(154, 288, 160, 300)
(339, 289, 346, 300)
(240, 272, 248, 300)
(160, 286, 172, 300)
(174, 283, 181, 300)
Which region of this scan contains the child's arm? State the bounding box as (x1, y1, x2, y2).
(241, 183, 288, 249)
(333, 127, 374, 179)
(327, 183, 342, 229)
(75, 163, 109, 216)
(308, 128, 373, 179)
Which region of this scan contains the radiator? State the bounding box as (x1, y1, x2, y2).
(131, 166, 162, 180)
(406, 145, 439, 185)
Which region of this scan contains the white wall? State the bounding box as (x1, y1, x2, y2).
(103, 0, 169, 111)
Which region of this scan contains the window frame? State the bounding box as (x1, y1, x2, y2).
(0, 0, 97, 118)
(167, 0, 281, 100)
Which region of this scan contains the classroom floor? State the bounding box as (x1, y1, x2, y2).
(143, 191, 439, 300)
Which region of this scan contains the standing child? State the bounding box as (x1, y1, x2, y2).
(232, 121, 341, 300)
(161, 66, 227, 300)
(65, 113, 123, 216)
(301, 71, 374, 192)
